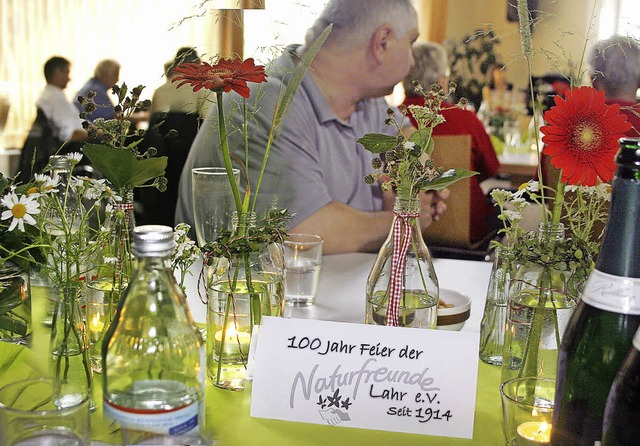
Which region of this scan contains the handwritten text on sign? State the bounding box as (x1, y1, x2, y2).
(250, 317, 480, 438)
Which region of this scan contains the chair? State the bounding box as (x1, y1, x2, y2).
(135, 111, 201, 226)
(423, 134, 496, 261)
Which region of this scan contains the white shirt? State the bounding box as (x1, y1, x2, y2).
(36, 84, 83, 141)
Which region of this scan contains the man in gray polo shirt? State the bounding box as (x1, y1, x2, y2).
(175, 0, 447, 254)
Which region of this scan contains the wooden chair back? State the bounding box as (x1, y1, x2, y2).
(423, 134, 475, 248)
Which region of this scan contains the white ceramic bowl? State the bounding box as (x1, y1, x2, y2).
(436, 288, 471, 331)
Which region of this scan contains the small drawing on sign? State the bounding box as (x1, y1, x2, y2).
(317, 388, 352, 425)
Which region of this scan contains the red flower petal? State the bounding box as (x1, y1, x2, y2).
(172, 58, 267, 97)
(541, 86, 630, 186)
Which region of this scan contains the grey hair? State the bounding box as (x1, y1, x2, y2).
(301, 0, 417, 52)
(403, 42, 447, 96)
(589, 35, 640, 97)
(94, 59, 120, 79)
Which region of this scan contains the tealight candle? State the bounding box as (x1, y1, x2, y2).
(89, 312, 104, 339)
(213, 324, 251, 360)
(516, 421, 552, 446)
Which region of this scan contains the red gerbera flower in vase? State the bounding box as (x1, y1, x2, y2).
(173, 57, 268, 213)
(540, 86, 631, 225)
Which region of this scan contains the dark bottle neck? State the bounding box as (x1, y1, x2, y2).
(596, 142, 640, 278)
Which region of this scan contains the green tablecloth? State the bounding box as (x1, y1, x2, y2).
(0, 341, 504, 445)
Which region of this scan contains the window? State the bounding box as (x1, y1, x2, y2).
(598, 0, 640, 39)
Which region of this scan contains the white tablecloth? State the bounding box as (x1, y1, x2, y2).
(184, 254, 493, 331)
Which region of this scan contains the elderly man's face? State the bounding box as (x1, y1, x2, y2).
(380, 27, 419, 96)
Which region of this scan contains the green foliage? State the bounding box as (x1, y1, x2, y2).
(82, 144, 167, 191)
(203, 209, 290, 261)
(447, 29, 500, 109)
(79, 82, 165, 194)
(359, 83, 478, 200)
(357, 134, 398, 154)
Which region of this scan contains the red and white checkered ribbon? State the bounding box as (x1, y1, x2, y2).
(386, 211, 419, 326)
(113, 201, 134, 280)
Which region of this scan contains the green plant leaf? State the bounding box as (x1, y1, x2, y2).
(357, 134, 398, 154)
(272, 24, 332, 138)
(422, 168, 478, 191)
(408, 128, 432, 154)
(0, 172, 8, 192)
(82, 143, 167, 191)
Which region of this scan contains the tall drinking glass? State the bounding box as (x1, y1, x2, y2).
(192, 167, 240, 247)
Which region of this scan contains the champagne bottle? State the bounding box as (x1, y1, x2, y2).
(602, 327, 640, 445)
(551, 138, 640, 445)
(102, 225, 207, 444)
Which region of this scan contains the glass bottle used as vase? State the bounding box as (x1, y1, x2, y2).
(365, 197, 439, 328)
(501, 223, 579, 383)
(479, 246, 516, 365)
(206, 212, 284, 391)
(87, 191, 134, 373)
(50, 286, 93, 409)
(0, 262, 31, 345)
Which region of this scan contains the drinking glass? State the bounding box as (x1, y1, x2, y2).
(500, 377, 555, 445)
(191, 167, 240, 247)
(283, 233, 323, 306)
(0, 378, 90, 446)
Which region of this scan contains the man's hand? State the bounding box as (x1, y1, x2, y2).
(418, 189, 450, 230)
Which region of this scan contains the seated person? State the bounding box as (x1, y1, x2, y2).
(175, 0, 447, 254)
(74, 59, 120, 121)
(18, 56, 87, 182)
(402, 42, 500, 243)
(589, 35, 640, 137)
(136, 48, 209, 226)
(150, 47, 211, 118)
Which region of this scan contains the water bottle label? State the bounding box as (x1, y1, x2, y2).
(104, 398, 200, 435)
(582, 270, 640, 314)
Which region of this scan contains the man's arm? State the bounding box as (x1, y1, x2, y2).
(292, 189, 449, 255)
(291, 201, 394, 254)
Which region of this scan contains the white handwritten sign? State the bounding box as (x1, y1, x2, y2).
(250, 317, 480, 438)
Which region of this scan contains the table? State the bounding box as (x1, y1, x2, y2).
(1, 255, 504, 445)
(498, 151, 539, 184)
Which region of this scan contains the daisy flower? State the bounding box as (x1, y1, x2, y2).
(1, 192, 40, 231)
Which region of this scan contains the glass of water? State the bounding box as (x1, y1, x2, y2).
(283, 233, 323, 306)
(191, 167, 239, 247)
(0, 378, 90, 445)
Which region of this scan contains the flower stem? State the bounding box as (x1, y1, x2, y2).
(551, 176, 565, 226)
(216, 90, 243, 215)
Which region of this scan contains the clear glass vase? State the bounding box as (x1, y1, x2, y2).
(365, 197, 439, 328)
(206, 212, 284, 390)
(501, 223, 579, 383)
(86, 191, 134, 373)
(479, 246, 516, 365)
(50, 286, 93, 409)
(0, 262, 31, 345)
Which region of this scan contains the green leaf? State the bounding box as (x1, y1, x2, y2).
(252, 23, 331, 212)
(357, 134, 398, 154)
(272, 24, 332, 138)
(422, 168, 478, 191)
(408, 128, 432, 154)
(82, 144, 167, 191)
(0, 172, 8, 192)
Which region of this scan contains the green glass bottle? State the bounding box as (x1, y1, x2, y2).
(102, 225, 207, 444)
(552, 138, 640, 445)
(602, 327, 640, 445)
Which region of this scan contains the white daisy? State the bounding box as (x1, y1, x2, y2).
(67, 152, 84, 164)
(403, 141, 416, 150)
(1, 192, 40, 231)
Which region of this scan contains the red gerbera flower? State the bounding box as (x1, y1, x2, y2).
(541, 86, 631, 186)
(172, 58, 267, 98)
